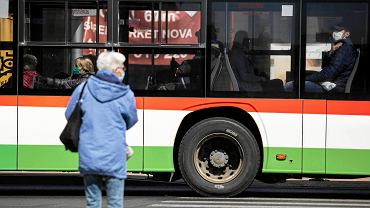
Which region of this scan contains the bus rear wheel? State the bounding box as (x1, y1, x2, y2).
(178, 117, 260, 197)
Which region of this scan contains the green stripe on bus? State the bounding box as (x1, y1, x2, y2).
(326, 148, 370, 175)
(262, 147, 302, 174)
(18, 145, 78, 170)
(0, 145, 17, 170)
(17, 145, 143, 171)
(303, 148, 326, 174)
(4, 145, 370, 175)
(263, 147, 370, 175)
(143, 146, 174, 172)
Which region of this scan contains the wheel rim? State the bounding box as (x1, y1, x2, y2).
(194, 132, 244, 184)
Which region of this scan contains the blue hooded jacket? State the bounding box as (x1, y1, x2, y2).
(65, 70, 138, 179)
(306, 38, 357, 91)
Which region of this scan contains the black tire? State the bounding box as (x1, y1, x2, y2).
(178, 117, 260, 197)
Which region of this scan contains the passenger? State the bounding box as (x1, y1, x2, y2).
(230, 30, 284, 92)
(83, 54, 98, 73)
(39, 56, 95, 89)
(229, 30, 265, 92)
(174, 30, 201, 89)
(285, 23, 357, 92)
(23, 54, 39, 89)
(65, 51, 138, 208)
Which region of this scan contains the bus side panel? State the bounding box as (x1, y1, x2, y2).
(253, 111, 302, 174)
(18, 104, 78, 170)
(0, 96, 17, 170)
(126, 97, 144, 172)
(235, 99, 303, 174)
(326, 101, 370, 175)
(302, 100, 326, 174)
(143, 98, 190, 172)
(142, 109, 188, 172)
(17, 96, 144, 171)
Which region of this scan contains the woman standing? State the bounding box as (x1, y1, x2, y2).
(65, 51, 138, 208)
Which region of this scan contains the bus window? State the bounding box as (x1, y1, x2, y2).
(119, 2, 201, 45)
(153, 52, 202, 90)
(20, 47, 99, 90)
(210, 2, 294, 96)
(25, 0, 65, 42)
(161, 3, 201, 45)
(122, 49, 203, 92)
(304, 2, 368, 95)
(119, 2, 156, 44)
(69, 1, 107, 44)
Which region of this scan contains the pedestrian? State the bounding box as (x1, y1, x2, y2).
(65, 51, 138, 208)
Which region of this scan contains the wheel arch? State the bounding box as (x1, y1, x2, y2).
(172, 106, 264, 180)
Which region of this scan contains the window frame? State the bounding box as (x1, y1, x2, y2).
(206, 0, 300, 98)
(302, 0, 370, 100)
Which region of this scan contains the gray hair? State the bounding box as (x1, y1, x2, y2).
(96, 51, 126, 71)
(23, 54, 38, 70)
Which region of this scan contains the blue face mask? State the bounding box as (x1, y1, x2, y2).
(71, 66, 80, 75)
(117, 68, 125, 81)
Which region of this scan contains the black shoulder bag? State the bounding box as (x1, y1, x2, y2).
(59, 81, 88, 152)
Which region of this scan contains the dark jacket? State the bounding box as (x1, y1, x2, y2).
(51, 73, 92, 89)
(306, 39, 357, 91)
(229, 31, 265, 92)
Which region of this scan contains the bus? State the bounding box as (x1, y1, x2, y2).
(1, 0, 370, 197)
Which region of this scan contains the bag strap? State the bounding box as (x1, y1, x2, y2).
(78, 80, 88, 101)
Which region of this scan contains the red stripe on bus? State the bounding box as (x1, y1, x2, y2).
(18, 96, 70, 107)
(4, 96, 370, 116)
(328, 100, 370, 115)
(17, 96, 145, 108)
(144, 97, 302, 113)
(0, 96, 17, 106)
(303, 100, 326, 114)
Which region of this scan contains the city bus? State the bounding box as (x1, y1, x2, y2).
(1, 0, 370, 197)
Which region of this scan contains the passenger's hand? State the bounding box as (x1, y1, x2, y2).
(330, 42, 343, 53)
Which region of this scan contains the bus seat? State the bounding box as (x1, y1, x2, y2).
(210, 47, 240, 91)
(224, 50, 240, 91)
(345, 48, 360, 93)
(210, 47, 223, 90)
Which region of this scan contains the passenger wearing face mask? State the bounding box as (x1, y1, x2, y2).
(65, 51, 137, 208)
(36, 56, 95, 89)
(286, 23, 357, 93)
(306, 23, 357, 92)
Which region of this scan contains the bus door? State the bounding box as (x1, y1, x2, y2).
(304, 1, 370, 175)
(327, 101, 370, 175)
(302, 100, 326, 174)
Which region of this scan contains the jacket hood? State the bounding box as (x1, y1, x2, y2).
(87, 70, 129, 103)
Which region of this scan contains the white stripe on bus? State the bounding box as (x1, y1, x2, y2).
(4, 107, 370, 150)
(0, 106, 17, 145)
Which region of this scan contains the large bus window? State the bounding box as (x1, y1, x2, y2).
(69, 1, 107, 43)
(20, 47, 99, 90)
(210, 1, 294, 96)
(25, 0, 65, 42)
(161, 3, 201, 45)
(121, 49, 203, 93)
(0, 0, 14, 90)
(119, 2, 201, 45)
(304, 2, 368, 96)
(119, 2, 156, 44)
(24, 0, 107, 44)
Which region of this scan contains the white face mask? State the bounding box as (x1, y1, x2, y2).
(332, 31, 344, 41)
(117, 68, 125, 81)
